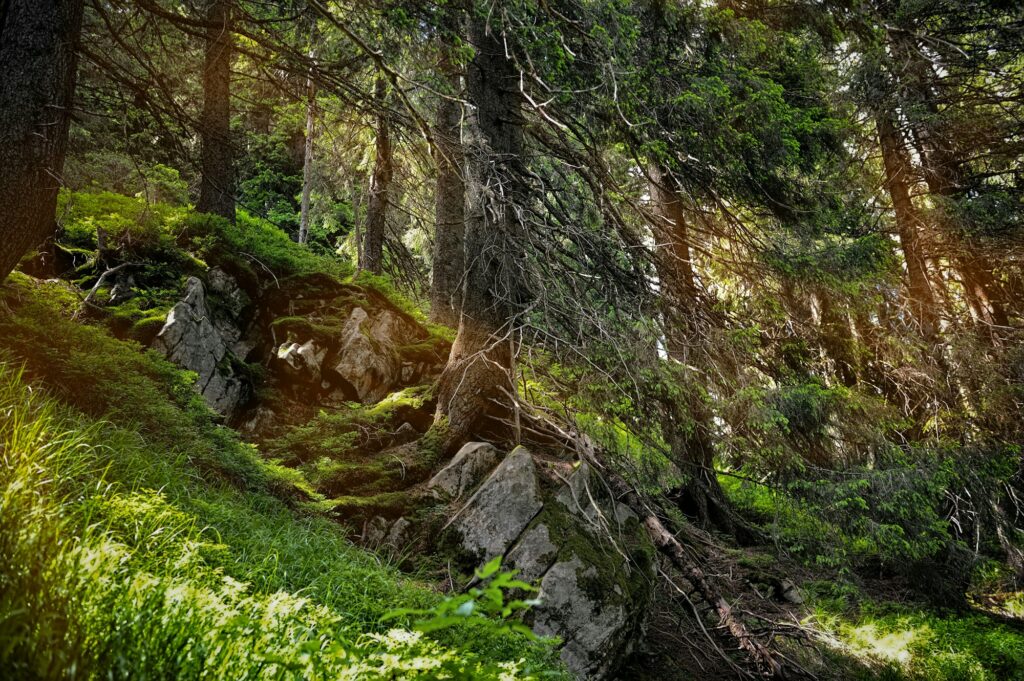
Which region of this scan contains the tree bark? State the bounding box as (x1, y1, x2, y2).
(0, 0, 85, 282)
(889, 29, 1010, 330)
(196, 0, 235, 222)
(876, 112, 938, 339)
(298, 18, 318, 245)
(648, 163, 699, 360)
(360, 76, 392, 273)
(429, 60, 466, 327)
(434, 10, 524, 450)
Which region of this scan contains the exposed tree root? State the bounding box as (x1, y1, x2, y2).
(495, 394, 786, 677)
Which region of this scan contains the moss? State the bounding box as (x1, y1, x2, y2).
(528, 496, 654, 610)
(129, 314, 169, 344)
(319, 491, 420, 521)
(270, 315, 344, 344)
(301, 457, 407, 497)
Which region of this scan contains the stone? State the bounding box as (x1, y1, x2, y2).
(533, 557, 629, 679)
(385, 517, 412, 549)
(556, 462, 599, 519)
(240, 406, 275, 435)
(505, 523, 558, 583)
(449, 446, 543, 562)
(331, 307, 402, 403)
(207, 267, 249, 317)
(109, 273, 134, 305)
(779, 579, 804, 604)
(152, 277, 245, 416)
(427, 442, 502, 499)
(364, 516, 390, 546)
(277, 339, 327, 379)
(392, 422, 418, 446)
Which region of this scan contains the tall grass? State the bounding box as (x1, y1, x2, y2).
(0, 275, 560, 678)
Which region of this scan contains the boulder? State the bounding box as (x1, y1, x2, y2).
(152, 276, 247, 415)
(447, 446, 544, 562)
(505, 523, 558, 582)
(444, 447, 655, 680)
(276, 339, 327, 380)
(427, 441, 502, 499)
(331, 307, 402, 403)
(534, 557, 631, 679)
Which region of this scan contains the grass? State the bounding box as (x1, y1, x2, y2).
(806, 584, 1024, 681)
(0, 275, 562, 679)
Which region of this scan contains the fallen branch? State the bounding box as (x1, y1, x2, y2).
(498, 392, 785, 677)
(82, 262, 142, 307)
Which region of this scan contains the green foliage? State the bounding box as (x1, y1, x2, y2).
(809, 586, 1024, 681)
(385, 557, 543, 640)
(184, 209, 353, 282)
(0, 277, 562, 679)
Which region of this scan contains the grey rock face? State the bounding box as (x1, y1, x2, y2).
(427, 441, 502, 499)
(443, 446, 654, 680)
(328, 307, 423, 403)
(152, 276, 247, 415)
(534, 558, 629, 679)
(505, 523, 558, 582)
(448, 446, 544, 562)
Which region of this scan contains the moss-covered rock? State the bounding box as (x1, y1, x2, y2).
(439, 444, 655, 679)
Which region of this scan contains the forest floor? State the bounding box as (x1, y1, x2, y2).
(1, 191, 1023, 680)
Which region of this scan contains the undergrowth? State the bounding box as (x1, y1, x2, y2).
(0, 275, 562, 679)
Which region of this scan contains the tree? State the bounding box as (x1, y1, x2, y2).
(0, 0, 86, 282)
(434, 7, 525, 448)
(876, 110, 939, 339)
(298, 16, 319, 245)
(360, 75, 392, 273)
(429, 40, 466, 327)
(196, 0, 235, 222)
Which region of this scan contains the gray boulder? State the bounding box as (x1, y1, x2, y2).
(427, 441, 502, 499)
(534, 557, 631, 679)
(152, 276, 247, 415)
(447, 446, 544, 562)
(330, 307, 424, 403)
(443, 447, 654, 680)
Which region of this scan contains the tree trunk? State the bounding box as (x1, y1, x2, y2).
(298, 19, 318, 245)
(434, 10, 524, 450)
(429, 61, 466, 327)
(648, 164, 699, 357)
(889, 29, 1010, 330)
(817, 290, 858, 387)
(360, 76, 392, 274)
(196, 0, 235, 222)
(876, 112, 938, 339)
(647, 165, 757, 541)
(0, 0, 85, 282)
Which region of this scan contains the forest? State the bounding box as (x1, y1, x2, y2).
(1, 0, 1024, 679)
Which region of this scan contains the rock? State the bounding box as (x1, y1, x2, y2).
(448, 446, 543, 561)
(392, 421, 418, 446)
(240, 406, 275, 435)
(109, 273, 134, 305)
(534, 557, 630, 679)
(779, 579, 804, 604)
(207, 267, 249, 317)
(444, 447, 655, 679)
(505, 523, 558, 582)
(152, 276, 246, 416)
(428, 442, 502, 499)
(328, 307, 428, 403)
(276, 339, 327, 379)
(385, 517, 412, 549)
(331, 307, 402, 403)
(364, 516, 390, 546)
